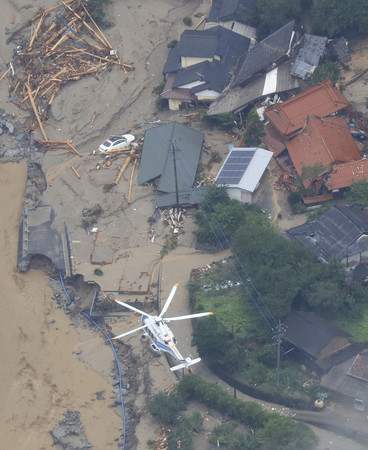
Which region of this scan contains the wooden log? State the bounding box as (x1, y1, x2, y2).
(28, 13, 45, 49)
(67, 143, 82, 157)
(114, 148, 136, 185)
(193, 16, 206, 30)
(34, 139, 73, 145)
(128, 157, 138, 204)
(80, 3, 113, 49)
(71, 165, 81, 179)
(0, 67, 11, 82)
(61, 0, 111, 49)
(25, 82, 48, 140)
(50, 34, 69, 52)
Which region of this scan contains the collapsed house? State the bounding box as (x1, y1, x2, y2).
(262, 78, 368, 195)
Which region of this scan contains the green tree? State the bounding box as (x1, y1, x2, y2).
(244, 110, 266, 147)
(148, 392, 187, 424)
(311, 0, 368, 37)
(258, 415, 319, 450)
(307, 62, 340, 86)
(255, 0, 302, 40)
(345, 179, 368, 208)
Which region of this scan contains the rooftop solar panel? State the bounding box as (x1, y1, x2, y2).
(216, 150, 256, 185)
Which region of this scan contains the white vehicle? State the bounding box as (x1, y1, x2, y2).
(113, 284, 213, 371)
(99, 134, 135, 153)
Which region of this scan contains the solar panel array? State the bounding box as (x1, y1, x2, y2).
(216, 150, 256, 185)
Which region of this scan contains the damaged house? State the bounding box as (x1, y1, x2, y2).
(207, 20, 300, 116)
(205, 0, 257, 41)
(137, 122, 205, 208)
(261, 78, 368, 195)
(161, 26, 250, 110)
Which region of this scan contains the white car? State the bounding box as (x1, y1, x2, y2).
(99, 134, 135, 153)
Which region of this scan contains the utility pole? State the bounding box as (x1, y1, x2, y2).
(273, 321, 287, 387)
(172, 141, 180, 209)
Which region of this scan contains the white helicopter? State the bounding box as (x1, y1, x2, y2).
(113, 284, 213, 371)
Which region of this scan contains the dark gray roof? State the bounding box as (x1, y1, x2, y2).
(207, 61, 300, 115)
(155, 187, 207, 208)
(163, 47, 182, 75)
(291, 34, 328, 80)
(321, 350, 368, 403)
(234, 21, 295, 87)
(138, 122, 204, 194)
(208, 0, 256, 24)
(173, 60, 228, 93)
(352, 262, 368, 282)
(286, 206, 368, 262)
(163, 27, 250, 75)
(328, 37, 351, 64)
(284, 311, 349, 359)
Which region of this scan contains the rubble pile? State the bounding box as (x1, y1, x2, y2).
(3, 0, 132, 148)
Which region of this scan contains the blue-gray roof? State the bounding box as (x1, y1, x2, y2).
(234, 21, 295, 87)
(208, 0, 256, 24)
(156, 187, 207, 208)
(163, 26, 250, 75)
(286, 205, 368, 262)
(291, 34, 328, 80)
(163, 47, 182, 74)
(173, 60, 228, 93)
(138, 123, 204, 194)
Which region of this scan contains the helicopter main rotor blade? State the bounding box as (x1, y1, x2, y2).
(115, 299, 151, 317)
(164, 311, 213, 322)
(159, 283, 178, 318)
(113, 321, 155, 340)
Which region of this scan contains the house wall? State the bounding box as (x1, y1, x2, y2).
(227, 187, 252, 203)
(181, 56, 213, 68)
(318, 336, 350, 360)
(168, 99, 183, 111)
(196, 90, 220, 100)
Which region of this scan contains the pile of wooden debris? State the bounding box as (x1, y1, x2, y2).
(2, 0, 132, 149)
(160, 208, 185, 233)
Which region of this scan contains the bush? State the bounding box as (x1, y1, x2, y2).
(88, 0, 114, 29)
(183, 17, 193, 27)
(155, 96, 168, 111)
(307, 61, 340, 86)
(167, 39, 179, 48)
(148, 392, 187, 424)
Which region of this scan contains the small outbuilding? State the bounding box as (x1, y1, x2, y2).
(215, 147, 272, 203)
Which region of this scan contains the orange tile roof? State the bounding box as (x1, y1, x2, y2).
(264, 79, 350, 138)
(286, 116, 360, 177)
(327, 159, 368, 190)
(262, 122, 286, 156)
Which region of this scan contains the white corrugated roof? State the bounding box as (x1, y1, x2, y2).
(216, 147, 272, 192)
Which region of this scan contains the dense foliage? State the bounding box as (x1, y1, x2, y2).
(306, 62, 341, 86)
(311, 0, 368, 38)
(255, 0, 303, 40)
(243, 110, 266, 147)
(147, 375, 319, 449)
(345, 179, 368, 208)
